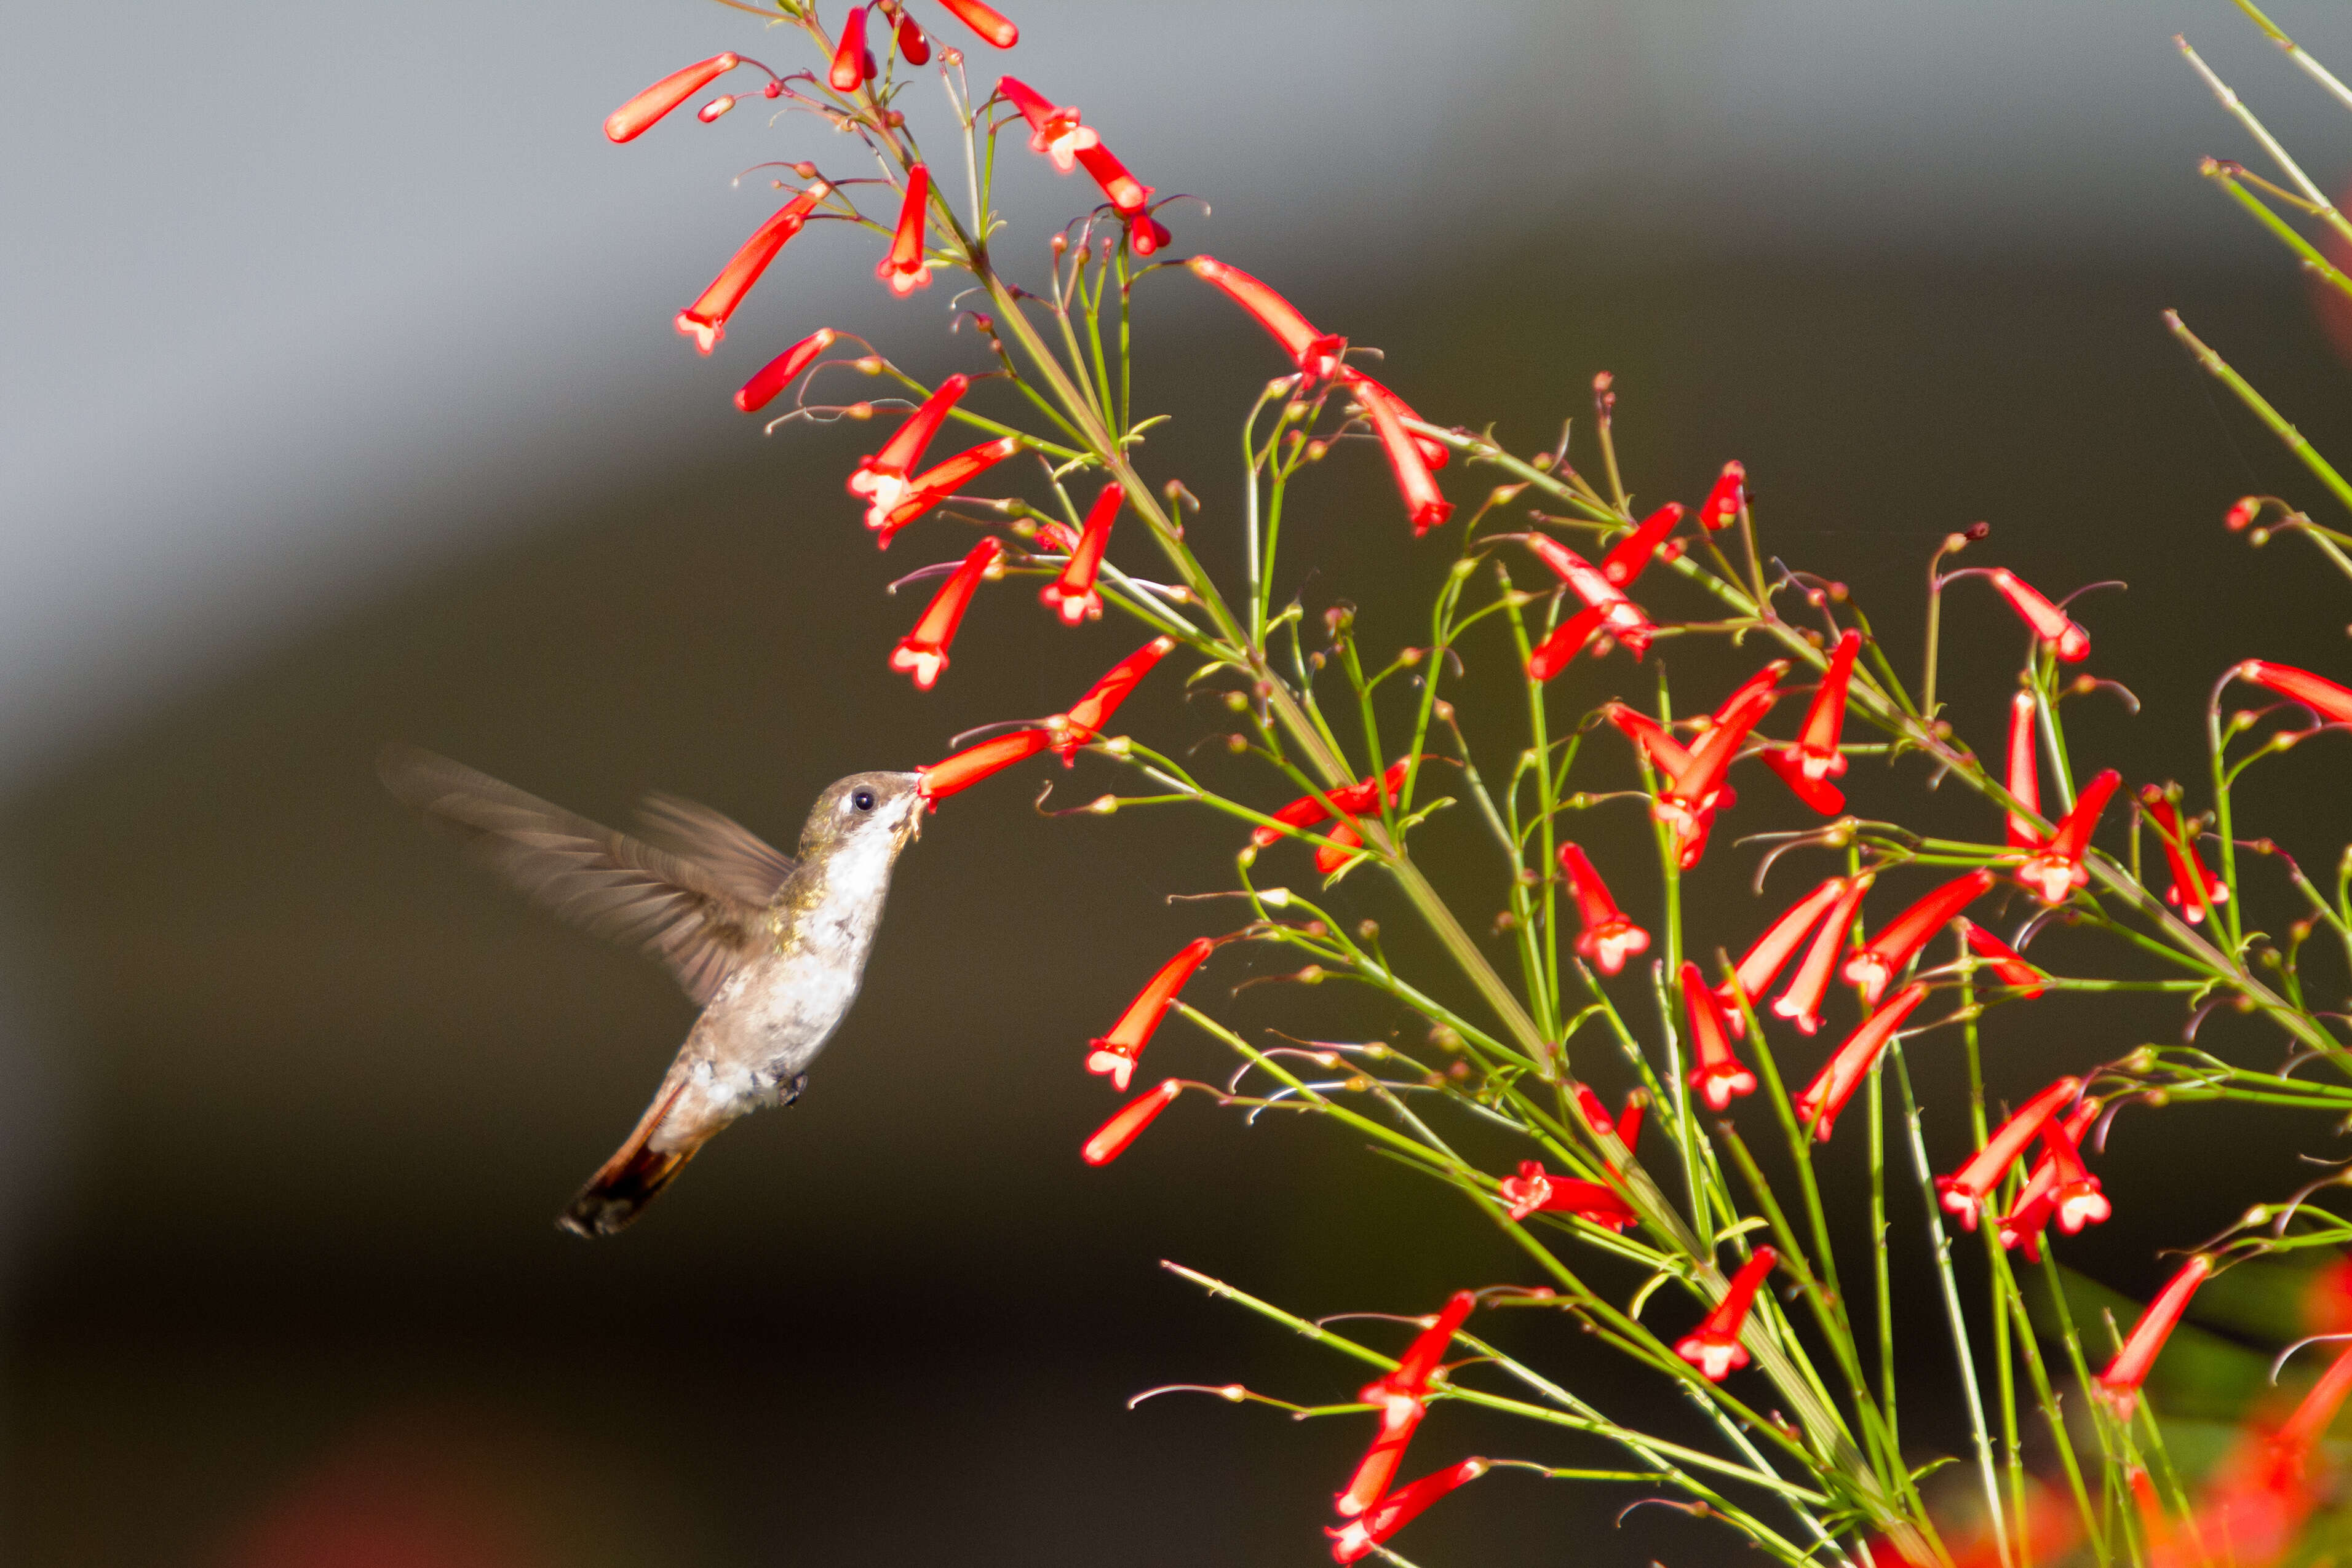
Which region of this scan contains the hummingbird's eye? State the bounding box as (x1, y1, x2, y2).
(852, 788, 876, 812)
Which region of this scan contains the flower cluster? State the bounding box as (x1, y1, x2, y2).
(608, 6, 2352, 1564)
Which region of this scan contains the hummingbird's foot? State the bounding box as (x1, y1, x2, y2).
(783, 1072, 808, 1107)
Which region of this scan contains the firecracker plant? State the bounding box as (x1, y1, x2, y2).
(606, 2, 2352, 1562)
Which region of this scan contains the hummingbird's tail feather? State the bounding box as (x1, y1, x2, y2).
(559, 1083, 699, 1238)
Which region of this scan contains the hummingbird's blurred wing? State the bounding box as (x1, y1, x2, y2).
(635, 793, 797, 906)
(381, 746, 773, 1007)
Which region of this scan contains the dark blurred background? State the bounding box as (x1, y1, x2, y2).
(12, 1, 2352, 1562)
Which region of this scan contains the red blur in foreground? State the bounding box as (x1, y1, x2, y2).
(1081, 1079, 1180, 1165)
(1086, 937, 1215, 1091)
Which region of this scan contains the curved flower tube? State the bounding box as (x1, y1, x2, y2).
(675, 183, 831, 354)
(1081, 1079, 1181, 1165)
(1087, 937, 1216, 1090)
(1793, 983, 1928, 1142)
(1049, 635, 1177, 761)
(888, 537, 1001, 689)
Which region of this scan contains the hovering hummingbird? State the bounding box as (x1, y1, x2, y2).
(381, 746, 926, 1237)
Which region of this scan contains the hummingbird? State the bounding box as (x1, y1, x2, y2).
(381, 746, 926, 1237)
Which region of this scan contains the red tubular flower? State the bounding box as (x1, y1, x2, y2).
(606, 52, 741, 142)
(1759, 747, 1845, 815)
(936, 0, 1019, 47)
(2016, 767, 2121, 906)
(1615, 1092, 1645, 1150)
(1655, 666, 1784, 869)
(1959, 919, 2045, 999)
(734, 328, 837, 413)
(1347, 375, 1449, 469)
(1073, 141, 1151, 214)
(1495, 1161, 1636, 1229)
(997, 75, 1097, 172)
(849, 373, 969, 525)
(2303, 1256, 2352, 1335)
(1327, 1459, 1488, 1564)
(1993, 1101, 2097, 1259)
(1339, 1291, 1474, 1516)
(1186, 256, 1347, 384)
(1771, 873, 1871, 1035)
(2236, 659, 2352, 725)
(2039, 1112, 2111, 1235)
(1793, 983, 1928, 1142)
(1049, 635, 1177, 761)
(1249, 758, 1422, 847)
(1954, 568, 2090, 661)
(1601, 502, 1687, 587)
(1315, 818, 1365, 874)
(1525, 604, 1605, 682)
(1677, 1247, 1776, 1381)
(2275, 1337, 2352, 1472)
(1575, 1083, 1614, 1135)
(1698, 461, 1746, 531)
(1127, 211, 1173, 256)
(894, 11, 931, 64)
(1604, 702, 1696, 777)
(1843, 868, 1995, 1005)
(872, 435, 1023, 545)
(1938, 1075, 2081, 1228)
(829, 6, 876, 92)
(1039, 483, 1122, 625)
(888, 537, 1001, 689)
(1682, 962, 1757, 1112)
(2140, 788, 2228, 924)
(1524, 535, 1655, 656)
(2093, 1256, 2213, 1420)
(1778, 629, 1860, 783)
(1349, 374, 1452, 534)
(1559, 843, 1649, 975)
(1081, 1079, 1180, 1165)
(1087, 937, 1215, 1090)
(675, 183, 830, 353)
(697, 96, 739, 124)
(917, 727, 1051, 800)
(2006, 691, 2043, 848)
(876, 163, 934, 295)
(1717, 876, 1848, 1035)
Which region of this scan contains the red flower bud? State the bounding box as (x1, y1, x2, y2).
(734, 329, 837, 413)
(1600, 502, 1685, 588)
(2236, 659, 2352, 726)
(606, 53, 741, 143)
(937, 0, 1019, 48)
(1081, 1079, 1180, 1165)
(829, 6, 876, 92)
(2093, 1256, 2211, 1419)
(1958, 919, 2044, 999)
(1697, 461, 1745, 531)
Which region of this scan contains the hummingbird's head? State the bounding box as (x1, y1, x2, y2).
(800, 770, 926, 860)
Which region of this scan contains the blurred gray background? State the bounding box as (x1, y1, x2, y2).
(10, 1, 2352, 1562)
